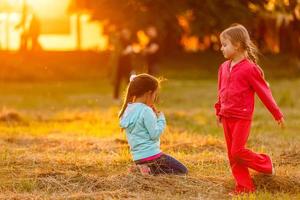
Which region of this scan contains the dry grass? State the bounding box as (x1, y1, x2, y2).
(0, 79, 299, 199)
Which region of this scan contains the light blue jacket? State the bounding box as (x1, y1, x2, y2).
(120, 103, 166, 161)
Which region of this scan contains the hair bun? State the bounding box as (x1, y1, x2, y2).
(129, 74, 137, 82)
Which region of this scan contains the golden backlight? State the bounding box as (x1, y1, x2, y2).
(0, 0, 108, 51)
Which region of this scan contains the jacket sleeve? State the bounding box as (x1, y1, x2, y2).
(214, 65, 222, 116)
(248, 66, 283, 120)
(143, 108, 166, 140)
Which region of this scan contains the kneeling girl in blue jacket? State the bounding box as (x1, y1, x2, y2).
(119, 73, 187, 175)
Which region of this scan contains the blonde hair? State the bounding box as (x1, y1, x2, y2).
(220, 24, 259, 64)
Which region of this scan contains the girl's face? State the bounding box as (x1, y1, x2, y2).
(220, 36, 239, 60)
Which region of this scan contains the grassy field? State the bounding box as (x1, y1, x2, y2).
(0, 76, 299, 200)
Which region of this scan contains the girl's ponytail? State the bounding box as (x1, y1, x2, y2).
(118, 85, 132, 118)
(246, 40, 259, 65)
(118, 73, 160, 118)
(221, 24, 265, 78)
(246, 40, 265, 78)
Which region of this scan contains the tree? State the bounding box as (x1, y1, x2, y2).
(69, 0, 300, 54)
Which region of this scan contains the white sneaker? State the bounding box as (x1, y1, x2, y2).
(271, 162, 275, 176)
(269, 158, 275, 176)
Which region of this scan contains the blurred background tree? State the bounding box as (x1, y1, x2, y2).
(69, 0, 300, 56)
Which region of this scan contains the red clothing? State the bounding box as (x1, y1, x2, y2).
(222, 117, 272, 193)
(215, 58, 281, 193)
(215, 59, 283, 120)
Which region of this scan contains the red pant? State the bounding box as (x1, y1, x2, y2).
(222, 117, 273, 193)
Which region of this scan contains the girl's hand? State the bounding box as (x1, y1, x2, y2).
(216, 116, 222, 127)
(277, 117, 285, 129)
(151, 105, 160, 117)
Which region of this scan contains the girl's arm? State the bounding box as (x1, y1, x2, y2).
(214, 66, 222, 117)
(143, 108, 166, 140)
(248, 66, 283, 121)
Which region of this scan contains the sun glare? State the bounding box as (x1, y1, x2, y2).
(0, 0, 108, 51)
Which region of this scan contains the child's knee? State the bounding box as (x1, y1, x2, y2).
(231, 149, 245, 162)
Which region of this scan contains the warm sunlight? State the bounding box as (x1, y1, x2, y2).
(1, 1, 299, 199)
(0, 0, 108, 51)
(26, 0, 68, 19)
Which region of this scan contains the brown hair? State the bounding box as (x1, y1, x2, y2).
(220, 24, 264, 76)
(118, 73, 160, 118)
(220, 24, 259, 64)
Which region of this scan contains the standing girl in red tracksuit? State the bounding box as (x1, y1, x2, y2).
(215, 24, 285, 195)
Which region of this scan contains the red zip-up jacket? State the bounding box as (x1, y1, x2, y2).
(215, 59, 283, 120)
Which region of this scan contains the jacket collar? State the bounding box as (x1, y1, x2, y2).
(227, 58, 248, 72)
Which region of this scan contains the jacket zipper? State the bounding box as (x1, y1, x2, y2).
(225, 63, 232, 102)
